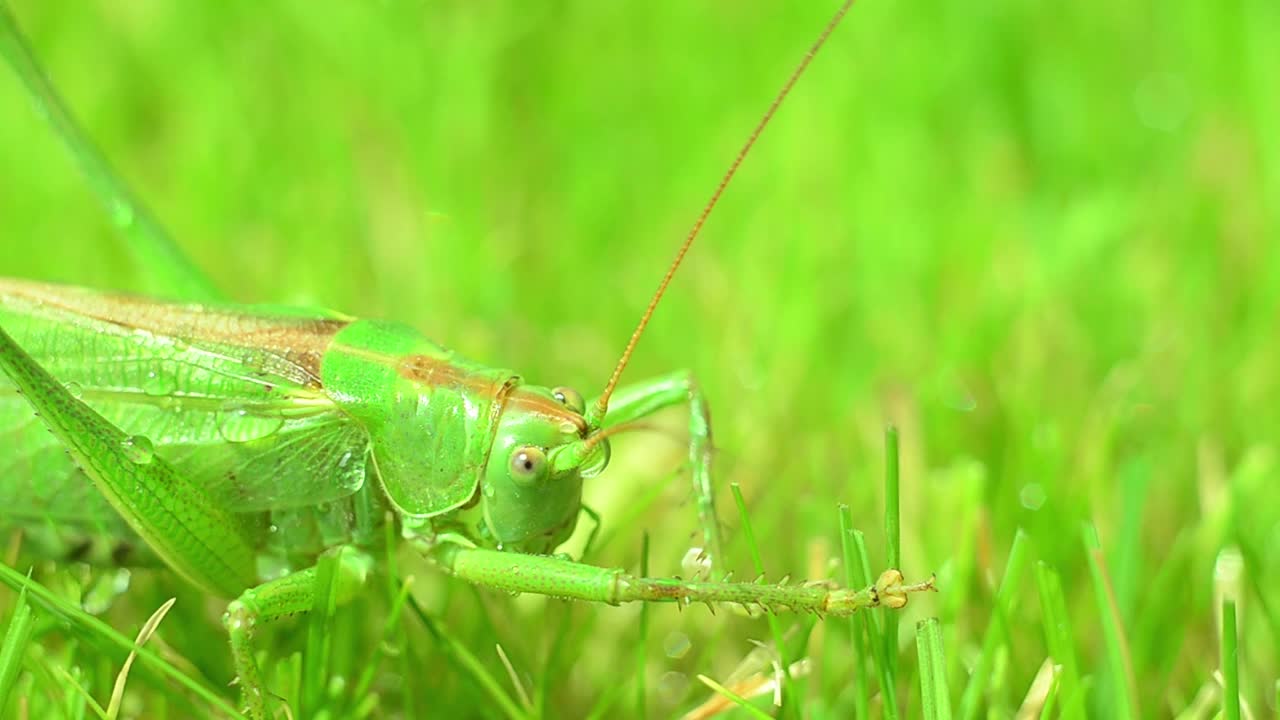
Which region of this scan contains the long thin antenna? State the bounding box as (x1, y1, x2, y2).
(590, 0, 856, 424)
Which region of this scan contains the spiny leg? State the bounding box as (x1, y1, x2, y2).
(591, 370, 722, 573)
(433, 542, 934, 616)
(223, 546, 373, 718)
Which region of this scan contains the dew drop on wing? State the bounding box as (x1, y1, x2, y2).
(217, 406, 250, 442)
(121, 435, 155, 465)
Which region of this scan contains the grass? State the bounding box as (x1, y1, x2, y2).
(0, 0, 1278, 717)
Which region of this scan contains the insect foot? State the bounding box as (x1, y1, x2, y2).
(823, 569, 938, 616)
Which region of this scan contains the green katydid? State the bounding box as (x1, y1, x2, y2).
(0, 1, 933, 716)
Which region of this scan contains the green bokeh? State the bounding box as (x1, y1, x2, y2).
(1, 0, 1277, 716)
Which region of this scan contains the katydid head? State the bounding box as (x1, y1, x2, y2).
(478, 384, 610, 553)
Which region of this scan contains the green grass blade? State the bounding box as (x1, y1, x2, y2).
(1034, 562, 1085, 720)
(57, 665, 107, 720)
(0, 564, 245, 718)
(838, 506, 871, 720)
(730, 483, 792, 703)
(405, 593, 526, 720)
(352, 576, 413, 702)
(0, 0, 219, 302)
(0, 582, 34, 714)
(694, 673, 773, 720)
(883, 425, 901, 687)
(958, 529, 1029, 720)
(915, 617, 952, 720)
(1221, 599, 1240, 720)
(850, 528, 898, 720)
(1083, 523, 1140, 720)
(301, 549, 342, 718)
(106, 596, 176, 720)
(636, 530, 650, 719)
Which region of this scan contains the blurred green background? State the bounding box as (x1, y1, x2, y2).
(2, 0, 1278, 717)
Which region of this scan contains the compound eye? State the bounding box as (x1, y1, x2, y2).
(552, 386, 585, 414)
(509, 446, 548, 485)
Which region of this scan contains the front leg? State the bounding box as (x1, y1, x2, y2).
(591, 371, 722, 573)
(434, 543, 934, 615)
(223, 546, 373, 718)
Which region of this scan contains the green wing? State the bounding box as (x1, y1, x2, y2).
(0, 280, 368, 531)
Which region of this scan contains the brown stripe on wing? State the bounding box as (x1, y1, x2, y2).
(0, 278, 350, 387)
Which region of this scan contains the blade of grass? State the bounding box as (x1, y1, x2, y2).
(883, 426, 901, 688)
(406, 592, 525, 720)
(838, 506, 871, 720)
(693, 674, 772, 720)
(352, 576, 414, 702)
(1034, 562, 1085, 720)
(496, 643, 533, 712)
(1038, 665, 1061, 720)
(0, 563, 244, 718)
(1220, 599, 1240, 720)
(1215, 547, 1244, 720)
(637, 530, 650, 719)
(0, 583, 34, 714)
(958, 529, 1029, 720)
(58, 665, 108, 719)
(1083, 523, 1140, 720)
(730, 483, 793, 706)
(301, 549, 343, 718)
(850, 529, 898, 720)
(916, 617, 952, 720)
(106, 597, 176, 720)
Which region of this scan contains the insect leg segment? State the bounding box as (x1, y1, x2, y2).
(590, 370, 723, 573)
(435, 543, 934, 615)
(223, 546, 373, 719)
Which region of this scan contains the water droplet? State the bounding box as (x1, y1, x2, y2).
(268, 524, 279, 534)
(142, 370, 174, 397)
(482, 483, 496, 498)
(217, 406, 284, 443)
(1019, 483, 1046, 511)
(121, 435, 155, 465)
(63, 381, 83, 398)
(663, 632, 691, 660)
(337, 451, 353, 469)
(217, 407, 249, 442)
